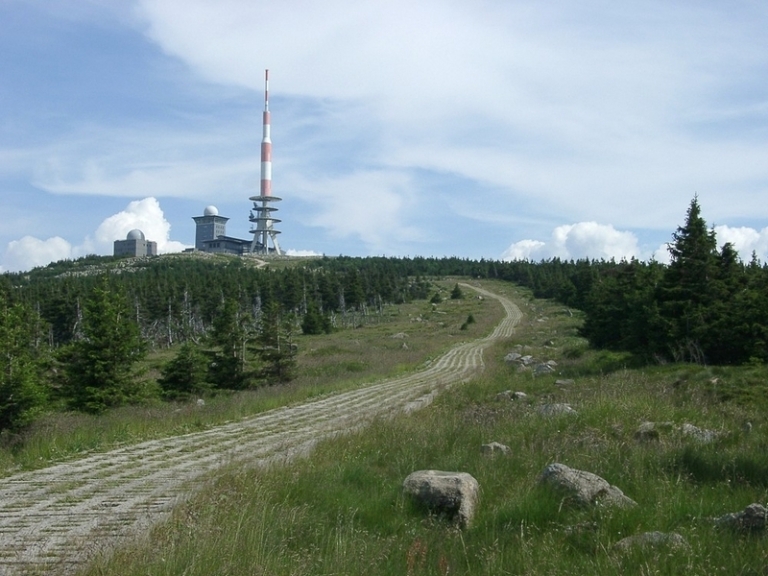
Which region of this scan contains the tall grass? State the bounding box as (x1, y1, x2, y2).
(0, 279, 501, 475)
(80, 290, 768, 575)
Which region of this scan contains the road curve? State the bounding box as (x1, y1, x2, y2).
(0, 284, 521, 575)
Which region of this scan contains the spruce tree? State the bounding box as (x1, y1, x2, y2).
(62, 277, 146, 413)
(658, 196, 719, 362)
(0, 298, 48, 431)
(159, 342, 212, 400)
(257, 301, 296, 384)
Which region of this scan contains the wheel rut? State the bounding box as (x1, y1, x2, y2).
(0, 284, 521, 575)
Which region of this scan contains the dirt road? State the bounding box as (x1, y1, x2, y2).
(0, 284, 521, 575)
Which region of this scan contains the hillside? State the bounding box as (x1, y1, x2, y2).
(0, 282, 518, 573)
(78, 284, 768, 576)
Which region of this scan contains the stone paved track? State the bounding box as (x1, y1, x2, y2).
(0, 284, 521, 575)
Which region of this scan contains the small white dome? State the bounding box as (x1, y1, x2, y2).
(127, 229, 145, 241)
(204, 205, 219, 216)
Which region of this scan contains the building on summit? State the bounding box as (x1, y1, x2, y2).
(192, 205, 251, 255)
(113, 229, 157, 258)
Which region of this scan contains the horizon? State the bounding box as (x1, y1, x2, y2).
(1, 1, 767, 272)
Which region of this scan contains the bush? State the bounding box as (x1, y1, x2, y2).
(159, 343, 213, 400)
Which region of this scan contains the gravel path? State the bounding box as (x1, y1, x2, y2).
(0, 284, 521, 575)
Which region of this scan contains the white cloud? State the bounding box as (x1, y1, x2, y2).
(29, 126, 260, 203)
(132, 0, 768, 235)
(3, 236, 73, 273)
(289, 170, 424, 254)
(1, 197, 189, 272)
(90, 197, 188, 254)
(285, 249, 323, 257)
(715, 225, 768, 263)
(502, 222, 641, 262)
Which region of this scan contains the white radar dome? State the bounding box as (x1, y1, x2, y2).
(204, 205, 219, 216)
(127, 229, 145, 241)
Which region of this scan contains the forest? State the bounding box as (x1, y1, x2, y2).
(2, 197, 767, 432)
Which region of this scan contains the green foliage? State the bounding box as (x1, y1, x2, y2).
(301, 301, 332, 335)
(159, 343, 213, 400)
(207, 298, 254, 389)
(429, 291, 442, 304)
(0, 298, 48, 431)
(450, 283, 464, 299)
(61, 277, 147, 413)
(256, 302, 297, 384)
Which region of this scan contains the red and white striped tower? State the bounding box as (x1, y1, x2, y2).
(249, 69, 282, 254)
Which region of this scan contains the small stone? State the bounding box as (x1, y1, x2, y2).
(680, 423, 719, 443)
(634, 421, 660, 442)
(481, 442, 511, 455)
(511, 391, 527, 400)
(538, 403, 577, 417)
(555, 379, 574, 387)
(534, 363, 555, 376)
(614, 531, 688, 552)
(715, 503, 768, 532)
(538, 463, 636, 509)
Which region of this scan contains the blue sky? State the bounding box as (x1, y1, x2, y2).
(1, 0, 767, 272)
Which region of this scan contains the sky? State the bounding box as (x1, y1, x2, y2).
(1, 0, 767, 272)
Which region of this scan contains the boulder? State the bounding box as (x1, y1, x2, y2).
(555, 379, 575, 387)
(481, 442, 511, 455)
(403, 470, 479, 528)
(504, 352, 522, 363)
(613, 531, 688, 552)
(534, 363, 555, 376)
(538, 463, 637, 509)
(715, 503, 768, 532)
(537, 403, 578, 417)
(511, 391, 528, 400)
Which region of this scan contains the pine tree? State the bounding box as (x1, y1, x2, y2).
(159, 342, 212, 400)
(301, 300, 331, 335)
(208, 298, 254, 389)
(658, 196, 719, 362)
(61, 277, 147, 413)
(0, 298, 48, 431)
(257, 301, 296, 384)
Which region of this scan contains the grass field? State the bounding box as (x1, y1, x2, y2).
(0, 279, 499, 476)
(78, 283, 768, 575)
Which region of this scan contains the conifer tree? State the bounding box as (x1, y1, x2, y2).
(0, 297, 48, 430)
(257, 301, 296, 384)
(159, 342, 212, 399)
(658, 196, 719, 361)
(61, 277, 146, 413)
